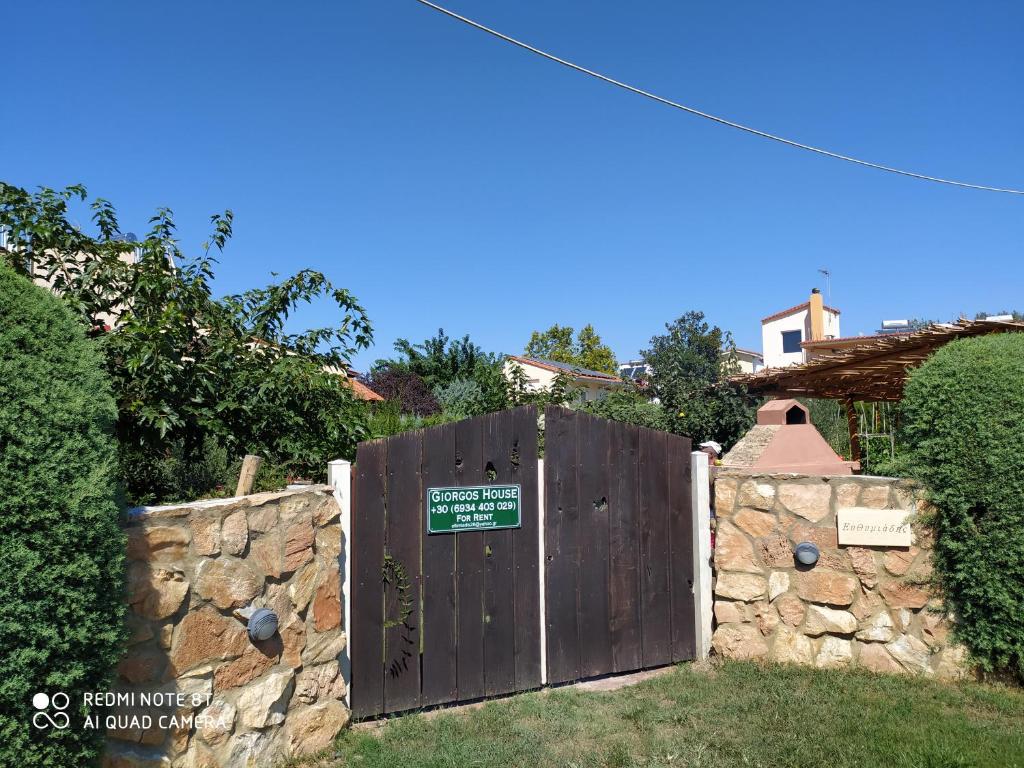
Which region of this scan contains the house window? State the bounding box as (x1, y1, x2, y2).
(781, 330, 802, 354)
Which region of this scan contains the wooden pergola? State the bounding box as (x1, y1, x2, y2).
(731, 319, 1024, 462)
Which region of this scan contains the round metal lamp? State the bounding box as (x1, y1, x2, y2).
(247, 608, 279, 642)
(794, 541, 820, 566)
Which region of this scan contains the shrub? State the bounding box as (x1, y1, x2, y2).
(366, 366, 439, 416)
(900, 333, 1024, 679)
(0, 266, 126, 766)
(577, 388, 670, 431)
(434, 377, 486, 420)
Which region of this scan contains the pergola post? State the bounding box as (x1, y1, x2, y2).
(844, 397, 861, 466)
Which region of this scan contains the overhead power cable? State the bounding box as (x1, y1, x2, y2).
(411, 0, 1024, 195)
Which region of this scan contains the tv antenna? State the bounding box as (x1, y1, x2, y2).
(818, 268, 831, 303)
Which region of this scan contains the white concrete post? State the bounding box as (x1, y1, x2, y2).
(537, 457, 547, 685)
(691, 451, 713, 660)
(327, 459, 353, 707)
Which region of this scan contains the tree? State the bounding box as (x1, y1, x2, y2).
(901, 333, 1024, 680)
(1, 182, 374, 503)
(381, 328, 495, 388)
(524, 323, 617, 374)
(642, 311, 756, 448)
(365, 366, 440, 416)
(0, 266, 125, 766)
(375, 328, 508, 415)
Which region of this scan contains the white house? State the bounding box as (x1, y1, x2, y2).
(504, 355, 624, 402)
(761, 289, 840, 368)
(730, 348, 764, 374)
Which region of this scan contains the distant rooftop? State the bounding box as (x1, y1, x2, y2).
(507, 355, 622, 382)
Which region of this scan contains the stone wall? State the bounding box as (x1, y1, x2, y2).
(711, 472, 968, 678)
(105, 486, 348, 768)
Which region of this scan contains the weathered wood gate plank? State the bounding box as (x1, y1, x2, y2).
(511, 406, 542, 691)
(639, 428, 672, 667)
(383, 430, 422, 713)
(577, 412, 613, 678)
(420, 423, 458, 706)
(608, 421, 642, 673)
(667, 434, 696, 661)
(482, 410, 517, 696)
(351, 440, 386, 718)
(544, 406, 581, 684)
(454, 417, 486, 700)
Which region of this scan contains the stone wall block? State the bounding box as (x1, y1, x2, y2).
(758, 533, 793, 568)
(834, 483, 860, 509)
(312, 565, 342, 632)
(128, 563, 190, 621)
(221, 510, 249, 556)
(168, 606, 249, 676)
(772, 625, 814, 665)
(712, 624, 769, 660)
(127, 525, 191, 561)
(856, 611, 896, 643)
(796, 571, 857, 607)
(285, 700, 350, 756)
(778, 483, 832, 522)
(283, 513, 316, 575)
(737, 480, 775, 511)
(733, 507, 777, 537)
(859, 484, 892, 509)
(195, 558, 262, 610)
(886, 634, 932, 674)
(847, 547, 878, 589)
(775, 593, 805, 626)
(715, 521, 764, 574)
(190, 515, 221, 557)
(714, 572, 768, 602)
(815, 636, 853, 668)
(859, 642, 903, 674)
(768, 571, 790, 601)
(715, 478, 738, 514)
(880, 581, 930, 610)
(237, 670, 295, 729)
(803, 604, 857, 636)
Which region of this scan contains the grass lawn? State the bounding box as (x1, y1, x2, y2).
(296, 661, 1024, 768)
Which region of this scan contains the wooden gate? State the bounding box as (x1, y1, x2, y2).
(350, 406, 542, 718)
(350, 404, 696, 719)
(543, 406, 695, 684)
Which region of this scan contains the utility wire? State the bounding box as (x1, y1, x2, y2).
(412, 0, 1024, 195)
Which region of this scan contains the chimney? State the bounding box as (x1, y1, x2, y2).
(809, 288, 825, 341)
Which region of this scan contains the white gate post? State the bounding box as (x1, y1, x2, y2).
(690, 451, 713, 660)
(328, 459, 353, 706)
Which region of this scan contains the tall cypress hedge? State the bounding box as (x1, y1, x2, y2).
(0, 266, 126, 765)
(901, 332, 1024, 679)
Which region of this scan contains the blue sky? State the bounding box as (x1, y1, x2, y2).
(3, 1, 1021, 370)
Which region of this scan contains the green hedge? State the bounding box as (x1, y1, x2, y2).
(0, 267, 126, 765)
(901, 332, 1024, 679)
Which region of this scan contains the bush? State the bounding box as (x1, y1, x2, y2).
(434, 377, 486, 420)
(0, 267, 126, 765)
(900, 333, 1024, 679)
(577, 388, 670, 431)
(366, 366, 440, 416)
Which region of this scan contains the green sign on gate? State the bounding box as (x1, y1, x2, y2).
(426, 485, 522, 534)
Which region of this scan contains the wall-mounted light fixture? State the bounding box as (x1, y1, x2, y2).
(234, 606, 279, 642)
(794, 541, 820, 566)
